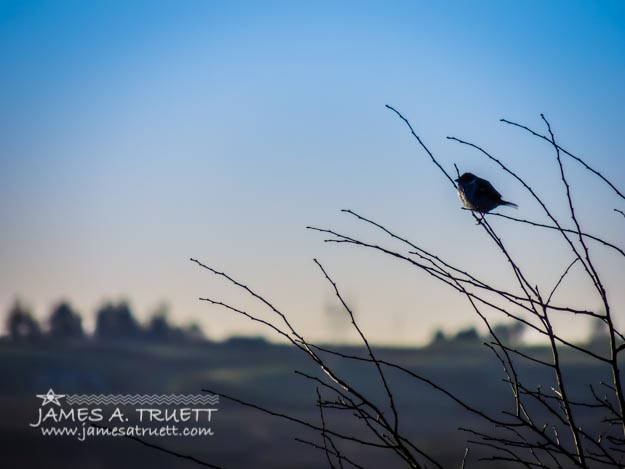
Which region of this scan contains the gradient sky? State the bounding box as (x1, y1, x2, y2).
(1, 0, 624, 345)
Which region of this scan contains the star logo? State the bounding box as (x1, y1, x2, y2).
(36, 389, 65, 407)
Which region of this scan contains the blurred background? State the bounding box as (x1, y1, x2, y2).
(1, 1, 624, 467)
(1, 0, 624, 344)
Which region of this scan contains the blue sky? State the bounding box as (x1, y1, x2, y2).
(1, 0, 624, 344)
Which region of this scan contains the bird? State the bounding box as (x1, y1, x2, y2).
(455, 172, 518, 213)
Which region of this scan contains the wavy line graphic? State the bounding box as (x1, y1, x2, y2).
(64, 394, 219, 406)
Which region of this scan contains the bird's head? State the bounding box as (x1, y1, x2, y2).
(455, 172, 477, 184)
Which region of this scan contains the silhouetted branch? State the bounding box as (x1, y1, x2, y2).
(385, 104, 457, 188)
(184, 108, 624, 468)
(489, 213, 625, 257)
(460, 448, 469, 469)
(316, 387, 341, 469)
(547, 258, 579, 306)
(202, 387, 391, 450)
(314, 259, 400, 434)
(500, 117, 625, 201)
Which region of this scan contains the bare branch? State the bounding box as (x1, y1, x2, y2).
(385, 104, 457, 187)
(500, 117, 625, 201)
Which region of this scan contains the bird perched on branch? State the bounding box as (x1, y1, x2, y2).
(455, 172, 518, 213)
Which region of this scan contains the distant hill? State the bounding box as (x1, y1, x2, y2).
(2, 339, 614, 468)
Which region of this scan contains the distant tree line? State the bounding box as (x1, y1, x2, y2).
(3, 299, 204, 344)
(429, 322, 526, 347)
(429, 320, 611, 349)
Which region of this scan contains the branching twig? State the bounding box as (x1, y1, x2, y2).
(182, 108, 624, 468)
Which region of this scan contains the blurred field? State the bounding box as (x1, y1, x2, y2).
(1, 339, 613, 468)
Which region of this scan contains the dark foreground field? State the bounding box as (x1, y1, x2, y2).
(1, 339, 611, 468)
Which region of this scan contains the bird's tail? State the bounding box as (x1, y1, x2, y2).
(501, 200, 518, 209)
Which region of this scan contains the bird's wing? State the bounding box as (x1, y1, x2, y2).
(475, 177, 502, 199)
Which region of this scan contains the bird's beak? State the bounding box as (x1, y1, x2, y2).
(454, 178, 459, 182)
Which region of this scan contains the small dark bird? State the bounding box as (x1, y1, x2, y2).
(455, 172, 518, 213)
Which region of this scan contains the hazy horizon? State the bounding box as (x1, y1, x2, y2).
(2, 0, 624, 346)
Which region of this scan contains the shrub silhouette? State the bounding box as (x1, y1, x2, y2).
(6, 300, 41, 342)
(95, 301, 141, 340)
(48, 301, 84, 339)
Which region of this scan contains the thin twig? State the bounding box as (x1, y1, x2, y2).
(500, 117, 625, 200)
